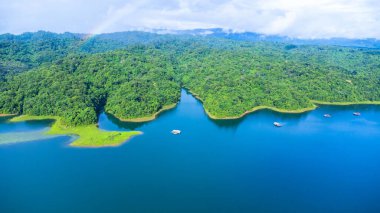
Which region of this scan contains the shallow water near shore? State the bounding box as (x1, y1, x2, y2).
(1, 90, 380, 213)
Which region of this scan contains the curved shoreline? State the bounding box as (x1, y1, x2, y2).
(311, 100, 380, 106)
(188, 90, 316, 120)
(204, 105, 318, 120)
(4, 93, 380, 139)
(108, 103, 178, 123)
(184, 89, 380, 120)
(8, 115, 141, 147)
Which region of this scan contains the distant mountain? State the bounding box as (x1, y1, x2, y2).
(153, 28, 380, 49)
(2, 29, 379, 49)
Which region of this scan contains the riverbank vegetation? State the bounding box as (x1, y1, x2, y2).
(1, 31, 380, 125)
(176, 42, 380, 118)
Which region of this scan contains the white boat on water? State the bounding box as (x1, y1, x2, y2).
(324, 114, 332, 118)
(353, 112, 361, 116)
(273, 122, 283, 127)
(171, 130, 181, 135)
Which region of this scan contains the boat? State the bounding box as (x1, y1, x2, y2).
(171, 130, 181, 135)
(323, 114, 332, 118)
(273, 122, 283, 127)
(353, 112, 361, 116)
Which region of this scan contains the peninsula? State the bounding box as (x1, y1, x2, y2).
(9, 115, 141, 147)
(1, 31, 379, 146)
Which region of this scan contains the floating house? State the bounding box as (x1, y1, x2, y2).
(171, 130, 181, 134)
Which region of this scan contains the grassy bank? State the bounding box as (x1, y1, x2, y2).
(204, 105, 318, 120)
(110, 103, 178, 122)
(202, 98, 380, 120)
(10, 115, 141, 147)
(312, 100, 380, 106)
(202, 105, 317, 120)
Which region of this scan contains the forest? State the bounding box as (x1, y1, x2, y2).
(1, 31, 380, 125)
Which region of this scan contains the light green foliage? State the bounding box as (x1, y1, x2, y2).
(10, 115, 141, 147)
(1, 32, 380, 123)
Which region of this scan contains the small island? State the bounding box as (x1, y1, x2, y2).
(9, 115, 141, 147)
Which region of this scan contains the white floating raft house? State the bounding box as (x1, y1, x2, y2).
(273, 122, 283, 127)
(171, 130, 181, 135)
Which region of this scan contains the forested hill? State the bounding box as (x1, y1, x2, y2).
(1, 31, 380, 125)
(0, 47, 180, 125)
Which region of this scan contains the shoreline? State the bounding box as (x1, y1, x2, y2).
(4, 93, 380, 135)
(311, 100, 380, 106)
(204, 105, 318, 120)
(0, 113, 17, 117)
(184, 89, 380, 120)
(9, 115, 141, 147)
(108, 103, 178, 123)
(185, 88, 317, 120)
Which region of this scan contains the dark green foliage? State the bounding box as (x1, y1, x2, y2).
(0, 64, 98, 125)
(176, 42, 380, 117)
(1, 31, 380, 125)
(0, 31, 81, 77)
(285, 44, 297, 50)
(0, 46, 180, 125)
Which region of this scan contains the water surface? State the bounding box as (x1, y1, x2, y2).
(1, 90, 380, 213)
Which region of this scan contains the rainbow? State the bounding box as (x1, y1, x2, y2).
(79, 1, 143, 46)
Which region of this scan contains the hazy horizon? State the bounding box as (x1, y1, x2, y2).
(1, 0, 379, 39)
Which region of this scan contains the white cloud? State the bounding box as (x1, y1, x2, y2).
(0, 0, 379, 38)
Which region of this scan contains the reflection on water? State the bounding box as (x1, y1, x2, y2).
(1, 90, 380, 213)
(207, 109, 312, 129)
(100, 90, 380, 135)
(0, 119, 55, 133)
(103, 112, 154, 130)
(0, 115, 14, 122)
(2, 90, 380, 145)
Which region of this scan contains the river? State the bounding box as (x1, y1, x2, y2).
(1, 89, 380, 212)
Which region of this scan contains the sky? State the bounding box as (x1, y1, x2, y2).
(0, 0, 379, 39)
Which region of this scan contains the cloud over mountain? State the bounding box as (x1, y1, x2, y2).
(1, 0, 379, 38)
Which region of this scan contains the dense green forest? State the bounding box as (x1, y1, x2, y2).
(1, 31, 380, 125)
(177, 42, 380, 117)
(0, 46, 180, 125)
